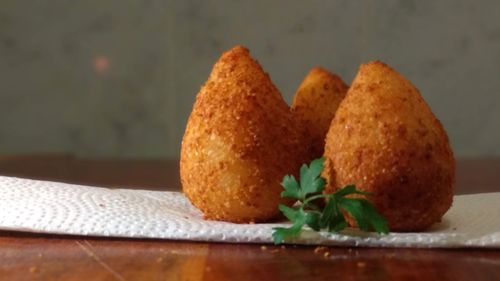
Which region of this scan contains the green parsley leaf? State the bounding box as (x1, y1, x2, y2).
(305, 212, 321, 231)
(278, 204, 300, 221)
(338, 198, 371, 231)
(319, 197, 337, 228)
(272, 157, 389, 244)
(299, 157, 326, 196)
(272, 206, 308, 244)
(280, 175, 301, 200)
(338, 198, 389, 234)
(272, 225, 300, 244)
(328, 213, 348, 232)
(357, 200, 389, 234)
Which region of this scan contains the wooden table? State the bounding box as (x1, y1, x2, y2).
(1, 155, 499, 281)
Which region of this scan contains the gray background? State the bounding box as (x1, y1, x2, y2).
(0, 0, 499, 158)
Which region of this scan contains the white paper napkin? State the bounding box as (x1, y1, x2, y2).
(0, 176, 498, 248)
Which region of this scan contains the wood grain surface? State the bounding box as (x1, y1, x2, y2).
(0, 155, 499, 281)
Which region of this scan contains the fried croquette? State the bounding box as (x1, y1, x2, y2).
(291, 67, 348, 160)
(323, 61, 455, 231)
(180, 46, 307, 223)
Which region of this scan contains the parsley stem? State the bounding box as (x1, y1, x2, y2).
(303, 194, 327, 205)
(306, 203, 321, 211)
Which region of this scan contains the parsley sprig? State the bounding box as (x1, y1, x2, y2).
(272, 157, 389, 244)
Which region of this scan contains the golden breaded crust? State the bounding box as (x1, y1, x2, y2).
(323, 61, 455, 231)
(180, 46, 307, 223)
(292, 67, 348, 160)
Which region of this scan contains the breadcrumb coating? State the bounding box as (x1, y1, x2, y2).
(292, 67, 348, 160)
(181, 46, 307, 223)
(323, 61, 455, 231)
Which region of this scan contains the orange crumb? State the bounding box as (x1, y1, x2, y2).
(314, 246, 327, 254)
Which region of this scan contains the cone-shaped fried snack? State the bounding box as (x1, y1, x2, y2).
(323, 61, 455, 231)
(181, 46, 307, 223)
(291, 67, 348, 160)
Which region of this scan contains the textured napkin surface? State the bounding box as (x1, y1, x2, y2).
(0, 176, 499, 248)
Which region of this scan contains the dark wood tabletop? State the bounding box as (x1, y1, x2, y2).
(1, 155, 499, 281)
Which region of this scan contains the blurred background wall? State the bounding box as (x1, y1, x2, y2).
(0, 0, 499, 158)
